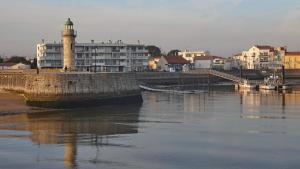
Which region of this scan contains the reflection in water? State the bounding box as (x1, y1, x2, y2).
(238, 90, 300, 120)
(0, 106, 140, 169)
(144, 89, 300, 123)
(1, 91, 300, 169)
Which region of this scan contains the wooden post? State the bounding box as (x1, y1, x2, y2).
(282, 65, 285, 85)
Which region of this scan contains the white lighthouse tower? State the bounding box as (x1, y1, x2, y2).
(63, 18, 76, 71)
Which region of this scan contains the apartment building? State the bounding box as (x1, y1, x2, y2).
(283, 52, 300, 69)
(37, 40, 149, 72)
(178, 50, 210, 63)
(233, 45, 286, 70)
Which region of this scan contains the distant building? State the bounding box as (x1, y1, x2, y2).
(194, 56, 225, 69)
(0, 63, 31, 70)
(37, 41, 149, 72)
(233, 45, 286, 70)
(224, 58, 239, 70)
(37, 18, 149, 72)
(157, 55, 190, 72)
(178, 50, 210, 63)
(283, 52, 300, 69)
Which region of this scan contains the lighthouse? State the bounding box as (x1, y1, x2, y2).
(63, 18, 76, 71)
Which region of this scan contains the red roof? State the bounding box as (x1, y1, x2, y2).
(285, 52, 300, 56)
(194, 55, 224, 61)
(279, 47, 287, 51)
(163, 55, 189, 64)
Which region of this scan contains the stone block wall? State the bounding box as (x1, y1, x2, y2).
(0, 72, 142, 107)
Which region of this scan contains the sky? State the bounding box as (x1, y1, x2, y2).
(0, 0, 300, 58)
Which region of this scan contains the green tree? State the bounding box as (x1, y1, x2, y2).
(0, 56, 3, 63)
(167, 49, 181, 56)
(146, 46, 161, 58)
(6, 56, 31, 64)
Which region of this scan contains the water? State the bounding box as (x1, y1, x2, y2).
(0, 90, 300, 169)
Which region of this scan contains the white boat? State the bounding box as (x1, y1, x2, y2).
(259, 74, 282, 90)
(238, 80, 257, 90)
(259, 84, 276, 90)
(139, 85, 203, 94)
(282, 85, 291, 90)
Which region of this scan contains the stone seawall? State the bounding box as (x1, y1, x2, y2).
(0, 72, 142, 108)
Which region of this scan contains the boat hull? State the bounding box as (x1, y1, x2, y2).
(259, 85, 276, 90)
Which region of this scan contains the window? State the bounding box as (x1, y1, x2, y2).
(77, 53, 83, 58)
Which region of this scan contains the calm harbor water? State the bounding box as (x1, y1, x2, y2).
(0, 90, 300, 169)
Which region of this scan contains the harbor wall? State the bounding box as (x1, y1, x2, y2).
(0, 72, 142, 108)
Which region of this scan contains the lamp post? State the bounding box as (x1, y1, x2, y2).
(94, 48, 97, 73)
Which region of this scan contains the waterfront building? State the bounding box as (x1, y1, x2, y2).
(194, 56, 225, 69)
(283, 52, 300, 69)
(37, 41, 149, 72)
(233, 45, 286, 70)
(178, 49, 210, 63)
(157, 55, 190, 72)
(37, 19, 149, 72)
(224, 58, 239, 70)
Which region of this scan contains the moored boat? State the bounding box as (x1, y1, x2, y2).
(259, 74, 282, 91)
(139, 84, 203, 94)
(237, 80, 257, 90)
(259, 84, 276, 90)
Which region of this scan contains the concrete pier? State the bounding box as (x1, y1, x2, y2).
(0, 72, 142, 108)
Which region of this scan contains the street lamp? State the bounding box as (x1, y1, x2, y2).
(94, 48, 97, 73)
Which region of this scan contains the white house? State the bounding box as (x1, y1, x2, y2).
(233, 45, 286, 70)
(157, 55, 190, 72)
(224, 58, 239, 70)
(194, 56, 225, 69)
(178, 49, 210, 63)
(0, 63, 31, 70)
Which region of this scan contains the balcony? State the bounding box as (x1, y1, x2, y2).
(120, 62, 127, 66)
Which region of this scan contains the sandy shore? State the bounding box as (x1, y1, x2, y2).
(0, 90, 46, 114)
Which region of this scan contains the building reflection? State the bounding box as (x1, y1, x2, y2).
(0, 105, 140, 169)
(238, 90, 300, 119)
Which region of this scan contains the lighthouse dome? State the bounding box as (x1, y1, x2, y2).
(65, 18, 73, 26)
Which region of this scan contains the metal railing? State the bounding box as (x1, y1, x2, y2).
(187, 69, 263, 84)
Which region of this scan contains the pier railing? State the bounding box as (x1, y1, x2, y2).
(187, 69, 262, 84)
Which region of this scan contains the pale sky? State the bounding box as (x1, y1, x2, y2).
(0, 0, 300, 58)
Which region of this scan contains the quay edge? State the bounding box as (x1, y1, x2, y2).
(0, 72, 143, 108)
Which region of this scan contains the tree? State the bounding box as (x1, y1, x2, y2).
(146, 46, 161, 57)
(0, 56, 3, 63)
(167, 49, 181, 56)
(6, 56, 31, 64)
(30, 58, 37, 69)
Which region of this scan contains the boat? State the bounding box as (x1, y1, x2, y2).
(259, 84, 276, 90)
(259, 74, 282, 90)
(281, 84, 291, 90)
(237, 80, 257, 90)
(139, 84, 203, 94)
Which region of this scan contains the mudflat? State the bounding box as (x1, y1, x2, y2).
(0, 90, 44, 114)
